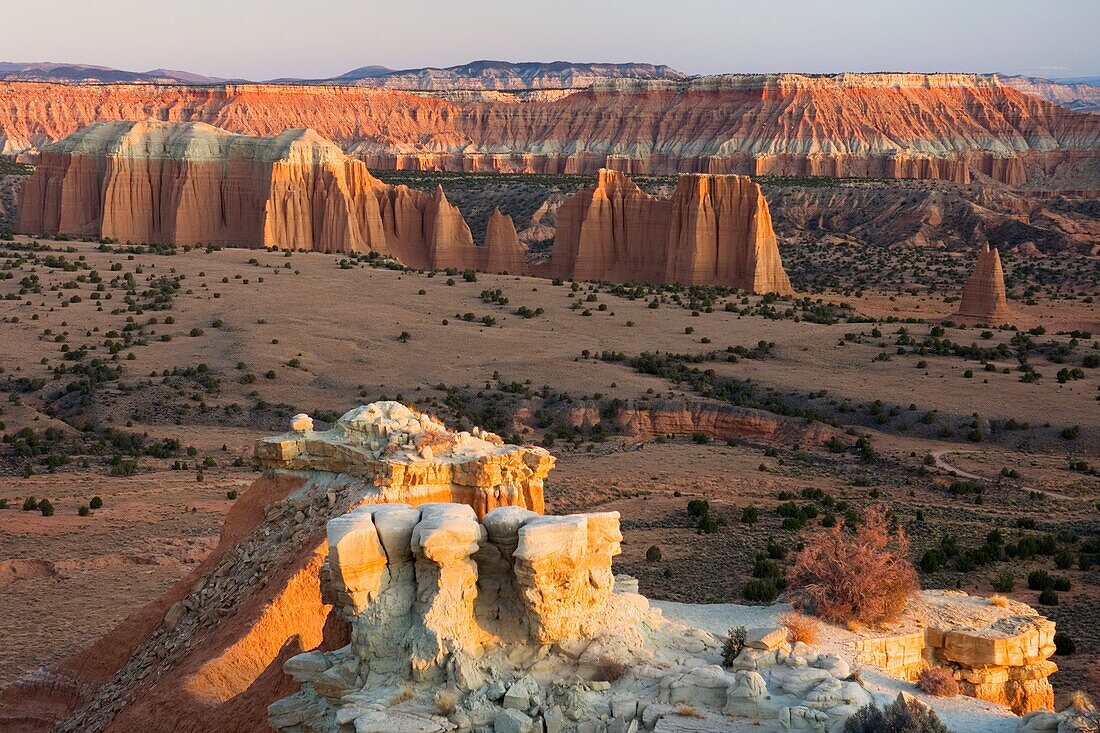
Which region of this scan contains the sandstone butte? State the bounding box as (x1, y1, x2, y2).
(0, 403, 1060, 733)
(955, 243, 1015, 324)
(16, 121, 794, 293)
(15, 119, 528, 273)
(1, 73, 1098, 185)
(545, 169, 794, 293)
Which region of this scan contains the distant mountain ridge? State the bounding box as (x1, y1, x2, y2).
(316, 60, 687, 89)
(1000, 75, 1100, 113)
(0, 62, 236, 85)
(0, 60, 684, 90)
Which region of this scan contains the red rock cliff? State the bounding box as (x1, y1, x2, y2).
(547, 169, 794, 293)
(955, 244, 1015, 324)
(2, 74, 1097, 184)
(16, 120, 528, 273)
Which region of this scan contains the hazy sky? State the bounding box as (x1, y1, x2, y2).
(9, 0, 1099, 80)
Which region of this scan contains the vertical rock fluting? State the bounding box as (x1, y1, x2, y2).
(955, 244, 1014, 323)
(547, 169, 794, 293)
(16, 120, 528, 274)
(479, 208, 526, 274)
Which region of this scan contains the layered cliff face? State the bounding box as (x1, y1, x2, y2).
(19, 122, 794, 289)
(16, 120, 529, 272)
(2, 73, 1097, 184)
(955, 244, 1015, 324)
(1001, 75, 1100, 114)
(546, 169, 794, 293)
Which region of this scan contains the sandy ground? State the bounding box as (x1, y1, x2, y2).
(0, 236, 1097, 707)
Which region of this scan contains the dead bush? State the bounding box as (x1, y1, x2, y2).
(917, 667, 960, 697)
(788, 505, 918, 625)
(415, 429, 457, 453)
(675, 703, 704, 718)
(781, 612, 821, 645)
(989, 594, 1009, 608)
(593, 656, 626, 682)
(391, 683, 413, 704)
(434, 689, 458, 715)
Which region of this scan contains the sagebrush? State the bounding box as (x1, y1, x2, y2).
(917, 667, 959, 697)
(789, 505, 918, 625)
(843, 695, 950, 733)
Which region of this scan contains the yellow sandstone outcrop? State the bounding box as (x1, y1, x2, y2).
(852, 593, 1057, 714)
(255, 402, 552, 517)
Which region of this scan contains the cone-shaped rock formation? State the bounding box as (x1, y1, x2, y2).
(547, 169, 794, 293)
(955, 244, 1014, 323)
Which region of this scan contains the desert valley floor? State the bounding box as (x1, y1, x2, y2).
(0, 231, 1097, 715)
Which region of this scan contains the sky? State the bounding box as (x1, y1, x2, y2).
(8, 0, 1099, 80)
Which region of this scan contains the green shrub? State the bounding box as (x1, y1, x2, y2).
(1053, 632, 1075, 655)
(687, 499, 710, 518)
(743, 578, 778, 603)
(990, 572, 1015, 593)
(843, 696, 949, 733)
(110, 455, 138, 476)
(89, 495, 103, 509)
(1028, 570, 1053, 590)
(226, 490, 239, 500)
(1038, 588, 1058, 606)
(39, 498, 54, 516)
(753, 557, 783, 580)
(740, 505, 759, 524)
(78, 505, 90, 517)
(920, 548, 946, 573)
(697, 514, 719, 534)
(22, 496, 38, 511)
(721, 626, 746, 667)
(646, 545, 662, 562)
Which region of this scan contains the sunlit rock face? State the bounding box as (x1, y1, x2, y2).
(955, 244, 1015, 324)
(3, 73, 1098, 183)
(546, 169, 794, 293)
(256, 401, 553, 517)
(16, 120, 529, 273)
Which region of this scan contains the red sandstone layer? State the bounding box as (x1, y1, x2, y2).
(16, 120, 527, 273)
(955, 244, 1015, 324)
(2, 74, 1097, 184)
(545, 169, 794, 293)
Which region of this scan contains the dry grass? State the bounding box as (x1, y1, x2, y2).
(433, 689, 458, 715)
(781, 612, 820, 645)
(788, 505, 919, 625)
(1066, 690, 1096, 712)
(846, 664, 864, 684)
(593, 656, 626, 682)
(917, 667, 960, 697)
(414, 429, 457, 453)
(989, 594, 1010, 608)
(391, 684, 414, 705)
(675, 703, 704, 718)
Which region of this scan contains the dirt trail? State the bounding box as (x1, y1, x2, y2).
(932, 450, 1075, 500)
